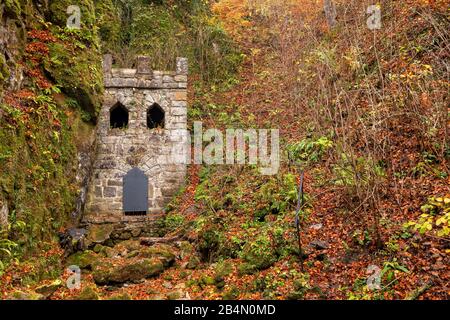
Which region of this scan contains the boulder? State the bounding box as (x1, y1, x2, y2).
(109, 292, 132, 300)
(166, 289, 186, 300)
(178, 241, 194, 259)
(115, 239, 141, 254)
(93, 243, 105, 253)
(104, 247, 120, 258)
(138, 244, 176, 267)
(86, 224, 114, 246)
(10, 290, 44, 300)
(94, 244, 119, 258)
(131, 228, 141, 238)
(309, 240, 329, 250)
(66, 250, 99, 269)
(93, 258, 164, 285)
(58, 228, 88, 255)
(185, 255, 200, 270)
(75, 286, 100, 300)
(35, 279, 63, 299)
(240, 238, 277, 273)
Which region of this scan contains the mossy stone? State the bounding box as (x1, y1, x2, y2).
(240, 236, 277, 271)
(76, 286, 99, 300)
(201, 276, 215, 286)
(66, 250, 98, 269)
(11, 290, 44, 300)
(166, 290, 184, 300)
(93, 258, 164, 285)
(86, 224, 114, 245)
(109, 292, 132, 300)
(138, 244, 176, 267)
(93, 243, 104, 253)
(35, 279, 63, 298)
(186, 255, 200, 270)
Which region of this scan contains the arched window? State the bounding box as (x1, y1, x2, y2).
(147, 103, 165, 129)
(110, 102, 129, 129)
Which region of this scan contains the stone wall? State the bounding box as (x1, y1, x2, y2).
(84, 56, 188, 224)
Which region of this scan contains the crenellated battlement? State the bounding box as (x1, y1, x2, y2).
(102, 55, 188, 89)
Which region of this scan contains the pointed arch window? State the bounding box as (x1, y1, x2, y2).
(110, 102, 129, 129)
(147, 103, 165, 129)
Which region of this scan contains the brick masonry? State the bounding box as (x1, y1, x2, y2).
(84, 55, 188, 225)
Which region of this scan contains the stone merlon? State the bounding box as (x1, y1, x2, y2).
(102, 55, 188, 89)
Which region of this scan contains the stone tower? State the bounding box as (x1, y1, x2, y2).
(83, 55, 188, 235)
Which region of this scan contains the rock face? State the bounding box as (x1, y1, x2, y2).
(0, 198, 8, 230)
(84, 55, 188, 225)
(0, 7, 24, 91)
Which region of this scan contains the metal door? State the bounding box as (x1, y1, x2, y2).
(123, 168, 148, 214)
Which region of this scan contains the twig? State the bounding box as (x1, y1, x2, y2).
(405, 281, 433, 300)
(423, 234, 450, 242)
(295, 171, 305, 272)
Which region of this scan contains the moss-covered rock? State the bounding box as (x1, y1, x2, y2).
(138, 244, 176, 267)
(109, 292, 132, 300)
(115, 239, 141, 253)
(75, 285, 100, 300)
(166, 289, 185, 300)
(10, 290, 44, 300)
(178, 241, 194, 259)
(222, 286, 240, 300)
(66, 250, 99, 269)
(93, 243, 104, 253)
(35, 279, 63, 298)
(214, 261, 232, 288)
(86, 224, 114, 245)
(186, 255, 201, 270)
(48, 0, 97, 28)
(45, 28, 103, 118)
(93, 258, 164, 285)
(241, 236, 277, 271)
(0, 54, 11, 82)
(201, 276, 216, 286)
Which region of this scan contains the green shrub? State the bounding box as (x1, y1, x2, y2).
(403, 196, 450, 237)
(156, 214, 185, 236)
(253, 173, 298, 220)
(333, 153, 386, 187)
(239, 233, 277, 273)
(287, 136, 333, 167)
